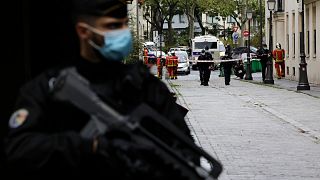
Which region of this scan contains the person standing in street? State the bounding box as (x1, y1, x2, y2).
(221, 44, 234, 85)
(4, 0, 195, 178)
(143, 47, 149, 65)
(157, 57, 163, 79)
(273, 43, 285, 79)
(166, 52, 174, 79)
(172, 52, 178, 79)
(257, 44, 270, 82)
(198, 49, 213, 86)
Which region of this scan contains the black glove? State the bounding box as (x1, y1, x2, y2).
(94, 127, 160, 178)
(96, 125, 183, 179)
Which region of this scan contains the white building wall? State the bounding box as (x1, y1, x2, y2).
(265, 0, 320, 84)
(128, 0, 144, 41)
(163, 14, 201, 30)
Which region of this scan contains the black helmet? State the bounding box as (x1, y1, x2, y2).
(73, 0, 128, 18)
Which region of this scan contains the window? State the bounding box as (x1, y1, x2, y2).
(179, 15, 185, 23)
(277, 0, 283, 12)
(306, 8, 309, 55)
(300, 32, 303, 53)
(293, 33, 295, 55)
(307, 31, 310, 55)
(194, 42, 217, 49)
(293, 67, 296, 76)
(287, 34, 289, 56)
(286, 14, 289, 56)
(315, 30, 317, 55)
(292, 13, 295, 57)
(299, 13, 302, 54)
(313, 6, 316, 56)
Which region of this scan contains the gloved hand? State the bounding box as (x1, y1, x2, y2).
(94, 127, 163, 178)
(95, 124, 188, 179)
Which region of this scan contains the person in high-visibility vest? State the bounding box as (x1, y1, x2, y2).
(157, 57, 163, 79)
(172, 52, 179, 79)
(272, 43, 285, 79)
(143, 47, 148, 65)
(165, 53, 175, 79)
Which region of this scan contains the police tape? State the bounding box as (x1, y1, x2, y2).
(143, 56, 178, 60)
(196, 59, 242, 63)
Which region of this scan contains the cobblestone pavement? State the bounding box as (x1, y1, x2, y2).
(166, 70, 320, 180)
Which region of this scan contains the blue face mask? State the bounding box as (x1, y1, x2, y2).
(89, 28, 133, 61)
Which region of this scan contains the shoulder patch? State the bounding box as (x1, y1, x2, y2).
(9, 109, 29, 128)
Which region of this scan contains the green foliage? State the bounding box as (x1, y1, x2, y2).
(143, 0, 265, 47)
(124, 31, 141, 64)
(251, 31, 265, 48)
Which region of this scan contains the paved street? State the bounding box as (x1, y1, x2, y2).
(166, 70, 320, 180)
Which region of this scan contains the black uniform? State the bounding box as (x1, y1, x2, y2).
(198, 53, 213, 86)
(4, 57, 193, 178)
(256, 48, 270, 82)
(221, 58, 234, 85)
(221, 46, 233, 85)
(233, 61, 246, 79)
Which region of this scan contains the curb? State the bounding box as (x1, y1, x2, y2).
(237, 79, 320, 99)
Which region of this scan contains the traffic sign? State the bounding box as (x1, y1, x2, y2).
(232, 32, 239, 44)
(243, 30, 249, 37)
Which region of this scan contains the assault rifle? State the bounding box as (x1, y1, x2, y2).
(52, 68, 223, 179)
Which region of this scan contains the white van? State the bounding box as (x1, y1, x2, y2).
(143, 42, 155, 49)
(191, 35, 221, 69)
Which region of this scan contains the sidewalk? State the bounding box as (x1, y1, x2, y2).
(241, 72, 320, 99)
(164, 71, 320, 180)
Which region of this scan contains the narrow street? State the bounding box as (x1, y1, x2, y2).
(167, 70, 320, 180)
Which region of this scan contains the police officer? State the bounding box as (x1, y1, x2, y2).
(198, 49, 213, 86)
(4, 0, 194, 178)
(221, 44, 234, 85)
(257, 44, 270, 82)
(204, 46, 213, 60)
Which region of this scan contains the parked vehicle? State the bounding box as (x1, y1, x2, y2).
(232, 46, 258, 60)
(175, 51, 190, 75)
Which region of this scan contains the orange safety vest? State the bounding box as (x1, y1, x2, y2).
(273, 49, 285, 63)
(143, 49, 149, 64)
(172, 56, 178, 66)
(157, 57, 162, 67)
(166, 56, 175, 67)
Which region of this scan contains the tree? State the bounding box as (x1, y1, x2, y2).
(125, 31, 141, 64)
(179, 0, 196, 40)
(214, 0, 261, 31)
(144, 0, 182, 47)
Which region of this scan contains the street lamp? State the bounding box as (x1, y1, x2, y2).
(264, 0, 276, 84)
(259, 0, 263, 49)
(222, 17, 226, 40)
(296, 0, 310, 90)
(245, 9, 253, 80)
(144, 10, 150, 40)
